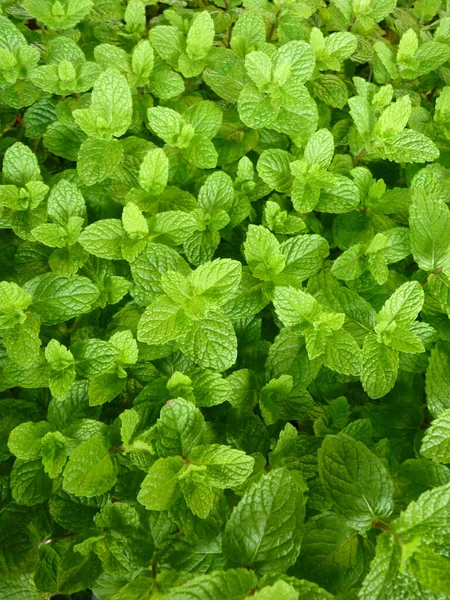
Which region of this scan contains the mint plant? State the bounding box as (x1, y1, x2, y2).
(2, 0, 450, 598)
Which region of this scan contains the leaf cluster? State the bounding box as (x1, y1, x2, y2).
(2, 0, 450, 598)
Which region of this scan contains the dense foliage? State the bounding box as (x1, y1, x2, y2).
(2, 0, 450, 597)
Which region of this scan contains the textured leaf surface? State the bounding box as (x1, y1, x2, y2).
(319, 434, 394, 532)
(223, 468, 305, 572)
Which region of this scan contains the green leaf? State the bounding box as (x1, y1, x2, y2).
(57, 548, 102, 595)
(183, 134, 218, 169)
(77, 138, 123, 186)
(11, 458, 52, 505)
(273, 286, 323, 329)
(377, 281, 424, 329)
(183, 100, 222, 139)
(23, 273, 100, 325)
(319, 433, 394, 532)
(421, 409, 450, 463)
(179, 465, 214, 518)
(245, 51, 273, 91)
(304, 129, 335, 169)
(244, 224, 286, 280)
(223, 468, 305, 572)
(257, 149, 293, 194)
(296, 512, 367, 593)
(73, 68, 132, 139)
(409, 547, 450, 595)
(137, 456, 184, 510)
(8, 421, 52, 460)
(137, 295, 186, 345)
(180, 312, 237, 371)
(394, 482, 450, 544)
(156, 397, 205, 457)
(279, 234, 329, 283)
(23, 0, 93, 28)
(376, 95, 411, 137)
(361, 334, 399, 399)
(147, 106, 184, 145)
(253, 581, 298, 600)
(186, 11, 214, 62)
(2, 142, 41, 187)
(0, 575, 44, 600)
(322, 328, 362, 376)
(189, 444, 254, 488)
(198, 171, 234, 212)
(378, 130, 439, 163)
(3, 312, 41, 367)
(79, 219, 126, 259)
(139, 147, 169, 196)
(190, 259, 242, 304)
(426, 342, 450, 417)
(273, 41, 316, 84)
(40, 431, 68, 478)
(409, 191, 450, 271)
(163, 569, 257, 600)
(0, 522, 38, 579)
(62, 435, 116, 497)
(358, 533, 415, 600)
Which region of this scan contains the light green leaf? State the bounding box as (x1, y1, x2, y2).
(409, 191, 450, 271)
(253, 581, 298, 600)
(186, 11, 214, 62)
(198, 171, 234, 213)
(179, 465, 214, 518)
(79, 219, 126, 259)
(137, 295, 186, 345)
(77, 138, 123, 186)
(62, 435, 116, 497)
(189, 444, 254, 488)
(322, 328, 362, 376)
(273, 41, 316, 84)
(257, 149, 293, 194)
(139, 147, 168, 196)
(180, 311, 237, 371)
(421, 409, 450, 463)
(409, 547, 450, 595)
(190, 259, 242, 305)
(376, 95, 411, 137)
(74, 68, 132, 139)
(147, 106, 184, 146)
(156, 397, 205, 457)
(183, 100, 223, 139)
(361, 334, 399, 399)
(245, 51, 273, 90)
(23, 273, 99, 325)
(40, 431, 68, 478)
(8, 421, 52, 460)
(378, 130, 439, 163)
(1, 142, 41, 187)
(163, 569, 257, 600)
(137, 456, 184, 510)
(358, 533, 416, 600)
(2, 311, 41, 367)
(303, 129, 334, 169)
(394, 482, 450, 544)
(279, 234, 329, 283)
(377, 281, 424, 329)
(244, 224, 286, 280)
